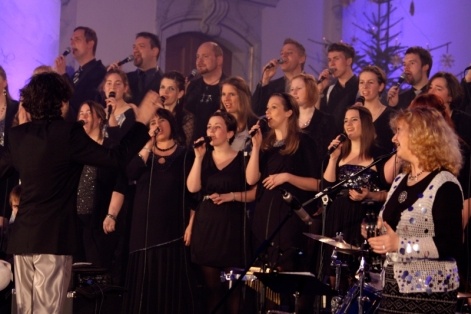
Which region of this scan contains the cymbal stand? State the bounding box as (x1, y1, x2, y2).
(330, 245, 343, 313)
(356, 253, 367, 314)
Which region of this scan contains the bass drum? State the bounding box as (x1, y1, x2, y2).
(335, 283, 381, 314)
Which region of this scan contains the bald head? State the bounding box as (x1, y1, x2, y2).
(196, 42, 223, 76)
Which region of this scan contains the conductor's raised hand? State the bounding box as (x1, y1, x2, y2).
(135, 91, 163, 125)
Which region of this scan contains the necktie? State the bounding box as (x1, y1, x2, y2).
(73, 66, 82, 85)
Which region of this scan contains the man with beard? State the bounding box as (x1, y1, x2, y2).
(54, 26, 106, 121)
(387, 46, 432, 110)
(125, 32, 163, 106)
(185, 41, 226, 141)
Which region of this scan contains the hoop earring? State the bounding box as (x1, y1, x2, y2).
(2, 89, 6, 96)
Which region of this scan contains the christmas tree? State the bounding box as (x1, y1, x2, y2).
(351, 0, 406, 88)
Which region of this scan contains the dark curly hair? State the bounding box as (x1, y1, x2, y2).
(20, 72, 72, 121)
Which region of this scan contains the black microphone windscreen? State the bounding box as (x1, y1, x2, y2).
(117, 55, 134, 66)
(193, 136, 211, 148)
(108, 91, 116, 98)
(187, 69, 199, 81)
(355, 96, 365, 105)
(62, 47, 71, 56)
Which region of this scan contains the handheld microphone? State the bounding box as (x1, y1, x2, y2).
(393, 73, 406, 88)
(154, 127, 161, 135)
(78, 120, 85, 126)
(318, 68, 336, 84)
(107, 91, 116, 118)
(265, 58, 284, 70)
(354, 96, 365, 106)
(117, 55, 134, 66)
(280, 189, 313, 225)
(62, 47, 71, 56)
(327, 133, 347, 155)
(187, 69, 199, 81)
(160, 96, 166, 107)
(248, 116, 268, 138)
(193, 136, 211, 148)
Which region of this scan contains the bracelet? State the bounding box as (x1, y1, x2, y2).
(231, 192, 235, 202)
(106, 214, 117, 221)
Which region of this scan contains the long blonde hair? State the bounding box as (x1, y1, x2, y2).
(390, 107, 462, 176)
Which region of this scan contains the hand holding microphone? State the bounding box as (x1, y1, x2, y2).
(318, 68, 335, 84)
(107, 55, 135, 71)
(261, 58, 284, 85)
(387, 73, 405, 107)
(106, 91, 116, 121)
(327, 133, 347, 157)
(54, 48, 71, 75)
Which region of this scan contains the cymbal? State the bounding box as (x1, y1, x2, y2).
(303, 233, 361, 251)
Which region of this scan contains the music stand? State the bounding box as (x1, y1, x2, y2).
(254, 272, 335, 314)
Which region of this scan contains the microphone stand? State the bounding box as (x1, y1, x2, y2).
(210, 198, 296, 314)
(304, 150, 396, 209)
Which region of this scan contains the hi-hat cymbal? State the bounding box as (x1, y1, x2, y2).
(303, 233, 361, 251)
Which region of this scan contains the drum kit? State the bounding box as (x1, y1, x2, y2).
(304, 232, 382, 314)
(220, 233, 383, 314)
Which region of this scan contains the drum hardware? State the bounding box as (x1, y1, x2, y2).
(255, 271, 335, 314)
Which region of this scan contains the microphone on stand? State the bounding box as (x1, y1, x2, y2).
(247, 116, 268, 138)
(327, 133, 347, 156)
(107, 91, 116, 121)
(280, 189, 313, 225)
(265, 58, 285, 70)
(318, 68, 336, 84)
(187, 69, 199, 81)
(62, 47, 71, 56)
(117, 55, 134, 66)
(193, 136, 212, 148)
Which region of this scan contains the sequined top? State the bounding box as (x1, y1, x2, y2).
(381, 171, 463, 293)
(77, 165, 97, 215)
(336, 164, 381, 193)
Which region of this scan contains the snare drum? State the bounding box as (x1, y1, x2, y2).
(335, 282, 381, 314)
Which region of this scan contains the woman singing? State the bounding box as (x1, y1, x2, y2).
(246, 92, 320, 312)
(187, 111, 255, 314)
(123, 108, 196, 313)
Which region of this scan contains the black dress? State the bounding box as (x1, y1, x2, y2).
(324, 164, 383, 247)
(75, 137, 125, 272)
(251, 134, 320, 271)
(123, 146, 196, 314)
(191, 151, 249, 268)
(374, 106, 395, 154)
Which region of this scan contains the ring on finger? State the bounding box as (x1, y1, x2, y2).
(382, 244, 385, 250)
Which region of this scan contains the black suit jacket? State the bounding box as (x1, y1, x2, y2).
(0, 120, 149, 255)
(251, 76, 287, 117)
(65, 59, 107, 121)
(127, 68, 163, 106)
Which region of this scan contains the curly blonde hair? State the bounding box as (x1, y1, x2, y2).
(390, 107, 462, 176)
